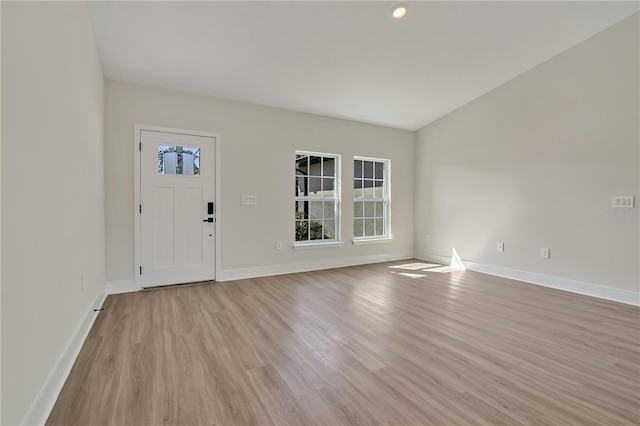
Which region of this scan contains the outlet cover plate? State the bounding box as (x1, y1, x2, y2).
(540, 248, 550, 259)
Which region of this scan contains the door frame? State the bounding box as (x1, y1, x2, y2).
(133, 124, 222, 290)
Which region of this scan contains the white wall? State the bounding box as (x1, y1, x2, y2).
(1, 2, 105, 424)
(0, 3, 3, 421)
(105, 81, 415, 286)
(415, 15, 639, 301)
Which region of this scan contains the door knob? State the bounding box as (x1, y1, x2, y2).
(203, 218, 214, 223)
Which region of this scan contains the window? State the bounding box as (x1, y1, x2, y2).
(354, 157, 390, 239)
(158, 145, 200, 176)
(295, 152, 340, 244)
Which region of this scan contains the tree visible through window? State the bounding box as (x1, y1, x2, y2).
(354, 157, 390, 239)
(295, 152, 339, 243)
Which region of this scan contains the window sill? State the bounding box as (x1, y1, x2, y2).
(293, 241, 344, 250)
(352, 237, 394, 246)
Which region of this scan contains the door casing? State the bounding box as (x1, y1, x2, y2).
(134, 124, 222, 290)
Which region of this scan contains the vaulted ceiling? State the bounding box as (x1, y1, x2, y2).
(88, 1, 639, 130)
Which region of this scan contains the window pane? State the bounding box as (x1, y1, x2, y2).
(296, 155, 309, 174)
(354, 201, 363, 218)
(364, 202, 374, 218)
(363, 180, 373, 198)
(295, 201, 308, 219)
(323, 157, 335, 177)
(375, 202, 384, 217)
(354, 219, 364, 237)
(185, 150, 200, 175)
(309, 156, 322, 176)
(158, 145, 200, 176)
(308, 177, 322, 196)
(375, 162, 384, 179)
(309, 219, 323, 240)
(363, 161, 374, 179)
(373, 182, 384, 198)
(354, 179, 363, 198)
(296, 176, 307, 197)
(309, 201, 323, 219)
(364, 219, 375, 236)
(295, 221, 308, 241)
(322, 178, 335, 198)
(324, 201, 335, 219)
(354, 160, 363, 178)
(323, 220, 336, 240)
(375, 218, 384, 236)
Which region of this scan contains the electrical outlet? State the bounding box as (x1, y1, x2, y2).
(425, 234, 431, 242)
(540, 248, 550, 259)
(497, 242, 504, 252)
(276, 240, 282, 250)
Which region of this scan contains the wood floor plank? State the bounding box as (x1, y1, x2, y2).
(47, 260, 640, 425)
(244, 365, 309, 425)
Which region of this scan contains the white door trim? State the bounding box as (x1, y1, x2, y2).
(134, 124, 222, 291)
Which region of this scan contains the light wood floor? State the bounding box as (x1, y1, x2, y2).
(47, 260, 640, 425)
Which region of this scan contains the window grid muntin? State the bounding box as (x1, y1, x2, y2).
(354, 157, 389, 239)
(295, 152, 340, 243)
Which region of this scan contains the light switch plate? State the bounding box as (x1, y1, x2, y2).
(611, 196, 634, 208)
(242, 195, 257, 205)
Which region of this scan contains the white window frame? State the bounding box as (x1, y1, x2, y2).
(353, 156, 392, 244)
(294, 151, 342, 248)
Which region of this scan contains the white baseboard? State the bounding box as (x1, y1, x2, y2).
(218, 252, 415, 281)
(106, 279, 137, 294)
(415, 252, 639, 306)
(22, 292, 107, 426)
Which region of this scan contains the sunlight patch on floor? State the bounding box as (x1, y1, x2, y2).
(398, 272, 427, 278)
(388, 259, 464, 277)
(388, 262, 441, 271)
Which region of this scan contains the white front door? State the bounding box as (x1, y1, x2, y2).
(140, 130, 216, 288)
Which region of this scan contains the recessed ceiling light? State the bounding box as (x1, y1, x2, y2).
(391, 4, 408, 19)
